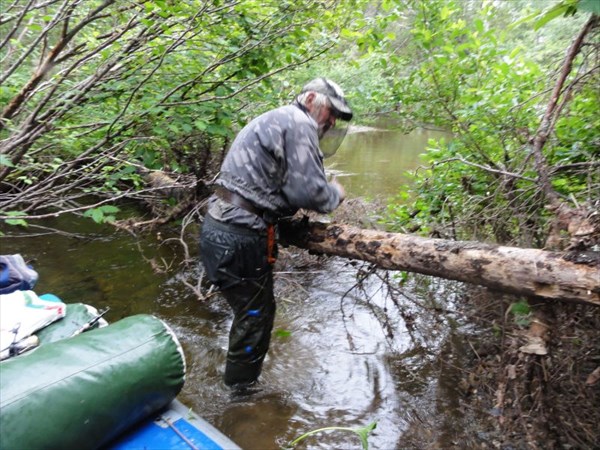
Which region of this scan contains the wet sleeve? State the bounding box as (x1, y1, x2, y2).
(281, 123, 341, 214)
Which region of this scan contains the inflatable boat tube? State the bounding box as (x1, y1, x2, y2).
(0, 314, 186, 450)
(36, 301, 108, 344)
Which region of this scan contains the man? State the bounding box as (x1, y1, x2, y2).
(200, 78, 353, 389)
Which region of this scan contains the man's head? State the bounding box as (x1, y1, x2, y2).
(296, 78, 353, 139)
(300, 78, 353, 121)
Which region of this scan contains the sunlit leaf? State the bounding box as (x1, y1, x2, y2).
(5, 218, 28, 227)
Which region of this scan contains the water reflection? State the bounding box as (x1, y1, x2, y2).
(147, 259, 384, 448)
(327, 126, 450, 198)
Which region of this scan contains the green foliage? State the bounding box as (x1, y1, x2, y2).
(510, 299, 532, 327)
(0, 155, 15, 168)
(375, 0, 598, 245)
(2, 0, 597, 237)
(1, 0, 361, 222)
(82, 205, 120, 224)
(510, 0, 600, 30)
(2, 211, 28, 228)
(274, 329, 292, 338)
(284, 421, 377, 450)
(510, 300, 531, 316)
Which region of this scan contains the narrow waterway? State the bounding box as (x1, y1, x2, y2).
(1, 126, 482, 450)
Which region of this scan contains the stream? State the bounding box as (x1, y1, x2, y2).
(1, 125, 486, 449)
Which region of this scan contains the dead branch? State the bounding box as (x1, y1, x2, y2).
(279, 217, 600, 306)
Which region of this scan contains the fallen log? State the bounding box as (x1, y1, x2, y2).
(278, 218, 600, 306)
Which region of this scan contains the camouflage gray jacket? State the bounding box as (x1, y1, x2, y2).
(207, 103, 342, 230)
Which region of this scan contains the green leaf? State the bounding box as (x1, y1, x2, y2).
(534, 5, 569, 30)
(99, 205, 120, 214)
(194, 120, 208, 131)
(355, 422, 377, 450)
(510, 300, 531, 316)
(83, 205, 119, 224)
(91, 209, 104, 223)
(0, 154, 14, 167)
(5, 218, 28, 227)
(507, 10, 541, 31)
(473, 18, 484, 34)
(274, 329, 292, 338)
(4, 211, 28, 227)
(509, 46, 522, 59)
(341, 28, 360, 39)
(440, 6, 452, 21)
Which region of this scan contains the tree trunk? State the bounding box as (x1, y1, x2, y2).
(278, 218, 600, 307)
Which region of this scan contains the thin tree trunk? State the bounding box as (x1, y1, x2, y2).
(279, 218, 600, 306)
(530, 14, 598, 205)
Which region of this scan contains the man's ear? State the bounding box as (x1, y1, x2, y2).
(304, 92, 316, 108)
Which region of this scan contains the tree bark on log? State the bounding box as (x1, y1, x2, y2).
(278, 218, 600, 307)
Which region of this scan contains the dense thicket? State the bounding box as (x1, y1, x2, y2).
(0, 0, 360, 224)
(360, 0, 599, 250)
(2, 0, 597, 251)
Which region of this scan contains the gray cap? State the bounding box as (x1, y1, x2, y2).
(300, 78, 353, 121)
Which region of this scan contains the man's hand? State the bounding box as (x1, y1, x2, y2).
(331, 177, 346, 204)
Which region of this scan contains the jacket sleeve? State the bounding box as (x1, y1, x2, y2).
(280, 121, 341, 214)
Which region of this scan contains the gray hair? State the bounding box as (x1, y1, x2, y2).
(296, 91, 329, 108)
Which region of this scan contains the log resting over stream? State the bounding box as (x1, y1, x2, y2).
(278, 218, 600, 306)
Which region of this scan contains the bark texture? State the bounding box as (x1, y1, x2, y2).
(279, 218, 600, 306)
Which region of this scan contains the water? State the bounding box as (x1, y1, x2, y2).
(181, 263, 411, 449)
(326, 125, 450, 199)
(1, 127, 475, 449)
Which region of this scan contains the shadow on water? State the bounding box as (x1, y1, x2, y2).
(1, 126, 491, 449)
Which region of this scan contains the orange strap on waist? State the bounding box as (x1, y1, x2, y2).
(267, 223, 276, 265)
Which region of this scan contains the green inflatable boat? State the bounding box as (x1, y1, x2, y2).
(0, 298, 241, 450)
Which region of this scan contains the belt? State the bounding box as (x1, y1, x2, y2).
(214, 186, 265, 218)
(212, 187, 277, 265)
